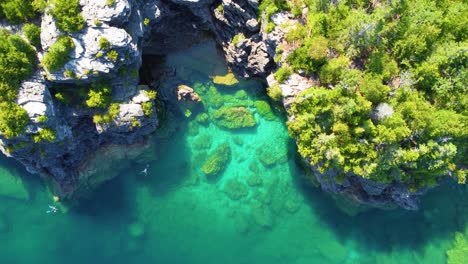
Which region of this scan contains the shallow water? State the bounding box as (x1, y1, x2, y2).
(0, 41, 467, 264)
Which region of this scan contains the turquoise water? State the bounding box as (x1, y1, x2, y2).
(0, 41, 467, 263)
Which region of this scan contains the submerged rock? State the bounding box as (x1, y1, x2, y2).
(201, 143, 231, 178)
(128, 221, 145, 238)
(246, 174, 263, 187)
(211, 107, 256, 129)
(251, 205, 274, 229)
(0, 168, 29, 201)
(223, 179, 249, 200)
(211, 73, 239, 86)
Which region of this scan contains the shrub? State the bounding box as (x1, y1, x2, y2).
(0, 31, 36, 100)
(267, 84, 283, 102)
(0, 102, 30, 139)
(131, 117, 141, 128)
(63, 69, 76, 78)
(211, 106, 256, 129)
(319, 56, 350, 85)
(202, 143, 231, 177)
(106, 50, 118, 62)
(94, 19, 103, 27)
(274, 65, 292, 83)
(50, 0, 85, 33)
(42, 36, 74, 72)
(93, 103, 120, 124)
(232, 33, 245, 46)
(86, 82, 112, 108)
(98, 37, 110, 50)
(359, 74, 390, 105)
(144, 90, 157, 100)
(23, 23, 41, 47)
(32, 128, 56, 143)
(106, 0, 115, 7)
(143, 18, 150, 26)
(0, 0, 35, 24)
(141, 102, 153, 116)
(36, 115, 48, 123)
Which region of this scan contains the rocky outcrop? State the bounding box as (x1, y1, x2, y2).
(0, 0, 428, 210)
(261, 9, 424, 210)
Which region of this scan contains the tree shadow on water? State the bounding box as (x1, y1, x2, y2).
(289, 149, 468, 255)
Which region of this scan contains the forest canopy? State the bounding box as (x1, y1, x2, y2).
(267, 0, 468, 188)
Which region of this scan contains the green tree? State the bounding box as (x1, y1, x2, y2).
(50, 0, 85, 33)
(23, 23, 41, 47)
(42, 36, 74, 72)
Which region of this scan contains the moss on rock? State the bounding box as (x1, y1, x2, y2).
(202, 143, 231, 178)
(211, 106, 256, 129)
(212, 72, 239, 86)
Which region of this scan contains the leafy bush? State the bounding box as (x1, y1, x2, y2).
(319, 56, 350, 85)
(93, 103, 120, 124)
(0, 0, 35, 24)
(106, 50, 118, 62)
(98, 37, 110, 50)
(50, 0, 85, 33)
(32, 128, 56, 143)
(36, 115, 47, 123)
(0, 102, 30, 139)
(106, 0, 115, 7)
(0, 30, 36, 138)
(288, 86, 466, 189)
(274, 65, 292, 83)
(267, 84, 283, 102)
(202, 143, 231, 177)
(42, 36, 74, 72)
(144, 90, 157, 100)
(359, 74, 390, 105)
(23, 23, 41, 47)
(141, 102, 153, 116)
(211, 107, 256, 129)
(86, 82, 112, 108)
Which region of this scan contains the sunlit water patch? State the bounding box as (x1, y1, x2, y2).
(0, 41, 467, 264)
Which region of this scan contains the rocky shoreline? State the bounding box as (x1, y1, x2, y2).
(0, 0, 426, 209)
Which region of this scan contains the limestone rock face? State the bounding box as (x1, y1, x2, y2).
(1, 0, 162, 198)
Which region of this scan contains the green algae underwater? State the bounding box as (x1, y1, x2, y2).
(0, 41, 467, 264)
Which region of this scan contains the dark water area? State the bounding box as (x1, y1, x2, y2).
(0, 41, 467, 264)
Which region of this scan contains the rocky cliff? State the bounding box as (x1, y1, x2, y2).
(0, 0, 271, 199)
(0, 0, 432, 210)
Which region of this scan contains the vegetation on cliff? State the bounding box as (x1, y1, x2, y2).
(265, 0, 467, 188)
(50, 0, 85, 33)
(0, 0, 46, 24)
(0, 30, 36, 138)
(42, 35, 75, 72)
